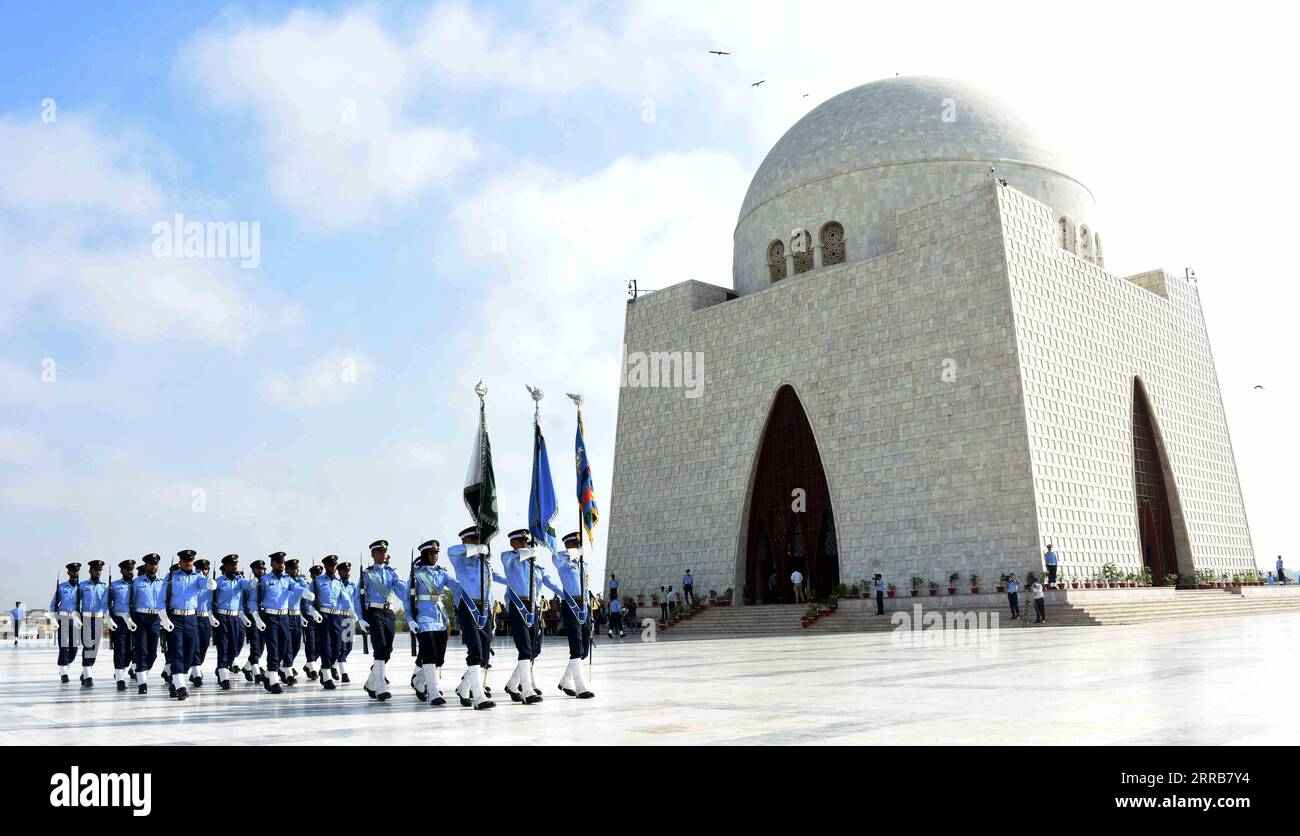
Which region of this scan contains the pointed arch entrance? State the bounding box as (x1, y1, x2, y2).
(1132, 378, 1190, 584)
(744, 385, 838, 603)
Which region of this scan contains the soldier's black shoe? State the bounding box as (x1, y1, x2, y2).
(262, 677, 274, 693)
(82, 677, 94, 689)
(285, 676, 297, 686)
(483, 686, 492, 697)
(255, 673, 267, 685)
(377, 691, 391, 702)
(559, 685, 577, 696)
(169, 685, 177, 698)
(138, 683, 147, 694)
(411, 675, 427, 701)
(161, 670, 171, 683)
(192, 676, 203, 688)
(505, 685, 523, 703)
(473, 698, 495, 710)
(331, 667, 340, 680)
(365, 687, 376, 699)
(244, 668, 254, 682)
(175, 686, 188, 701)
(117, 679, 127, 692)
(60, 674, 69, 684)
(524, 692, 542, 704)
(341, 673, 350, 683)
(269, 683, 282, 694)
(230, 663, 241, 674)
(322, 679, 336, 690)
(533, 688, 543, 698)
(307, 668, 318, 681)
(219, 679, 232, 690)
(459, 694, 472, 707)
(577, 690, 595, 699)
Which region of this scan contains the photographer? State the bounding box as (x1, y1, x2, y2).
(1005, 572, 1021, 620)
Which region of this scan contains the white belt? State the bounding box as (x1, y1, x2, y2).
(217, 609, 241, 616)
(134, 608, 161, 614)
(368, 603, 391, 611)
(415, 595, 438, 601)
(264, 608, 290, 615)
(170, 609, 197, 616)
(319, 608, 348, 615)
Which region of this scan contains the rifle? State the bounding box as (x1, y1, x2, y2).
(359, 551, 369, 655)
(409, 547, 417, 656)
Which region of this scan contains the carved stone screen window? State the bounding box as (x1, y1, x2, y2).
(820, 221, 845, 266)
(791, 231, 813, 274)
(767, 240, 787, 282)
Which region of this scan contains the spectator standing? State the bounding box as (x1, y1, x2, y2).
(874, 575, 885, 615)
(791, 569, 805, 603)
(1030, 575, 1046, 623)
(1276, 556, 1288, 585)
(608, 573, 620, 601)
(607, 597, 624, 638)
(659, 587, 669, 622)
(10, 601, 23, 645)
(1044, 544, 1059, 585)
(666, 586, 678, 615)
(682, 569, 695, 606)
(1005, 573, 1021, 620)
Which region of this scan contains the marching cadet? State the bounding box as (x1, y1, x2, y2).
(190, 558, 215, 688)
(281, 558, 307, 685)
(108, 559, 138, 691)
(408, 540, 461, 705)
(553, 532, 596, 699)
(358, 539, 408, 702)
(302, 564, 325, 680)
(130, 554, 169, 694)
(160, 561, 178, 683)
(164, 549, 213, 701)
(494, 529, 562, 705)
(76, 560, 110, 688)
(241, 559, 269, 684)
(51, 562, 82, 683)
(336, 561, 359, 683)
(447, 526, 496, 709)
(257, 552, 298, 694)
(311, 555, 351, 690)
(213, 555, 253, 690)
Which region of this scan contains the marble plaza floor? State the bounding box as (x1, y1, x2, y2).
(2, 612, 1296, 745)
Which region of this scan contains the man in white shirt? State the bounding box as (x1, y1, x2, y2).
(1030, 575, 1047, 624)
(790, 570, 805, 603)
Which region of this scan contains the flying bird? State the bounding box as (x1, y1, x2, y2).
(802, 93, 809, 97)
(708, 50, 731, 55)
(1253, 385, 1265, 390)
(751, 80, 765, 87)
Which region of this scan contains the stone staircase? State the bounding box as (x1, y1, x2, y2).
(660, 589, 1300, 636)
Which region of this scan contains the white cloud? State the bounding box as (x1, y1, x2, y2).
(182, 7, 478, 228)
(259, 349, 375, 408)
(0, 111, 300, 345)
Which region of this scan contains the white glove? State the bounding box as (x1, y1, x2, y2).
(408, 620, 418, 634)
(356, 619, 370, 634)
(68, 613, 83, 631)
(300, 615, 308, 627)
(517, 547, 535, 559)
(159, 612, 175, 633)
(125, 615, 137, 632)
(239, 612, 252, 628)
(208, 613, 220, 628)
(207, 578, 217, 591)
(252, 611, 266, 632)
(466, 544, 488, 557)
(568, 547, 584, 558)
(301, 589, 315, 602)
(107, 617, 116, 632)
(306, 605, 323, 624)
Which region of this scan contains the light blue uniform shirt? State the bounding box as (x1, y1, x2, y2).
(359, 563, 409, 611)
(109, 579, 132, 615)
(609, 598, 622, 614)
(313, 573, 352, 613)
(342, 580, 361, 616)
(167, 569, 207, 612)
(683, 572, 693, 586)
(446, 545, 494, 607)
(195, 576, 213, 615)
(1044, 551, 1058, 566)
(495, 550, 562, 601)
(11, 606, 25, 624)
(875, 577, 885, 593)
(259, 570, 297, 612)
(408, 567, 461, 630)
(51, 581, 79, 614)
(286, 574, 306, 612)
(551, 550, 589, 598)
(77, 579, 109, 615)
(1006, 578, 1020, 593)
(214, 575, 252, 612)
(131, 574, 168, 611)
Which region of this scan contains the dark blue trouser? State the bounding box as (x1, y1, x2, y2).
(876, 590, 885, 614)
(508, 603, 538, 661)
(303, 615, 318, 662)
(133, 613, 161, 671)
(264, 614, 290, 672)
(317, 613, 343, 668)
(414, 629, 447, 667)
(80, 615, 103, 667)
(339, 616, 353, 662)
(215, 614, 244, 668)
(1007, 592, 1020, 618)
(56, 614, 79, 666)
(456, 601, 489, 668)
(558, 603, 589, 660)
(166, 614, 198, 679)
(245, 617, 264, 664)
(287, 615, 302, 667)
(111, 615, 133, 669)
(368, 608, 396, 662)
(195, 615, 211, 667)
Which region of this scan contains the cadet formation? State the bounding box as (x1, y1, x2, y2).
(47, 530, 598, 710)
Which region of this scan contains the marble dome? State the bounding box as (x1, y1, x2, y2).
(732, 76, 1098, 294)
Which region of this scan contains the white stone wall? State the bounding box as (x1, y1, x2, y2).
(608, 185, 1044, 601)
(997, 186, 1254, 579)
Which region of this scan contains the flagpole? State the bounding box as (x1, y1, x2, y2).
(567, 392, 593, 681)
(526, 384, 544, 682)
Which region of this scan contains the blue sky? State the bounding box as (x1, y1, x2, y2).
(2, 1, 1296, 605)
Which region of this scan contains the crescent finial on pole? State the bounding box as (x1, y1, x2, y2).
(566, 392, 583, 408)
(475, 379, 487, 401)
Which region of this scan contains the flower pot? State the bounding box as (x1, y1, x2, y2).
(947, 587, 957, 595)
(1071, 582, 1080, 589)
(887, 591, 895, 598)
(1057, 583, 1066, 590)
(928, 589, 937, 596)
(910, 590, 919, 597)
(970, 587, 979, 594)
(996, 586, 1005, 593)
(715, 600, 730, 607)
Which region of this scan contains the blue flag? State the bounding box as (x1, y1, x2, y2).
(529, 422, 558, 553)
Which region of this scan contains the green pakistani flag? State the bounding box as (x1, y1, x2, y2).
(463, 396, 499, 543)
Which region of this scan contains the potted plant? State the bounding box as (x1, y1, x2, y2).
(996, 573, 1007, 593)
(802, 604, 818, 627)
(716, 587, 733, 606)
(947, 572, 960, 595)
(886, 583, 896, 598)
(1163, 573, 1178, 587)
(927, 579, 939, 596)
(910, 576, 923, 597)
(1069, 573, 1080, 589)
(969, 572, 979, 594)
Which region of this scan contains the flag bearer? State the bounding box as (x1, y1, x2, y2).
(552, 532, 595, 699)
(494, 529, 561, 705)
(408, 540, 461, 705)
(447, 526, 496, 710)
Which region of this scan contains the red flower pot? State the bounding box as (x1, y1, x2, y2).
(887, 591, 895, 598)
(910, 590, 918, 597)
(970, 587, 979, 594)
(1057, 583, 1066, 590)
(928, 590, 937, 596)
(996, 586, 1005, 593)
(947, 587, 957, 595)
